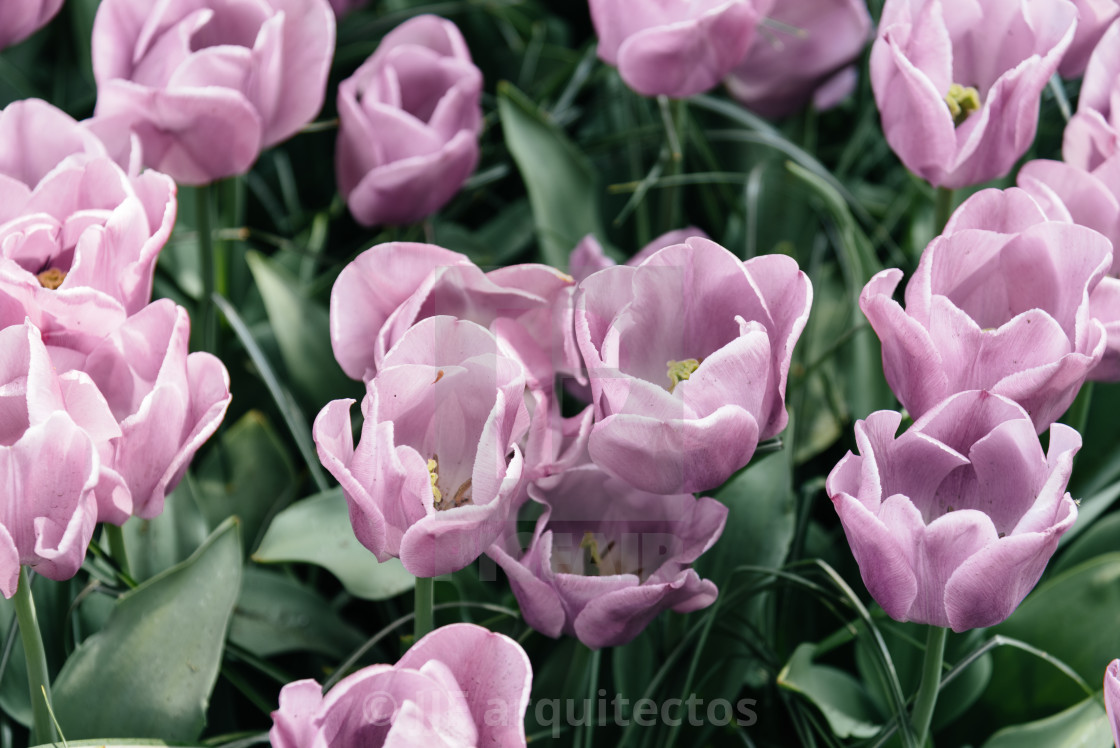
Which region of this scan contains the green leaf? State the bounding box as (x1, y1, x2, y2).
(778, 642, 883, 739)
(0, 577, 70, 728)
(980, 695, 1112, 748)
(253, 489, 414, 600)
(497, 81, 605, 268)
(122, 475, 210, 582)
(229, 565, 365, 659)
(31, 742, 191, 748)
(52, 518, 243, 741)
(245, 250, 359, 410)
(1055, 511, 1120, 575)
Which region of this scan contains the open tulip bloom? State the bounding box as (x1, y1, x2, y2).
(574, 236, 811, 494)
(826, 390, 1080, 632)
(1064, 19, 1120, 173)
(871, 0, 1077, 188)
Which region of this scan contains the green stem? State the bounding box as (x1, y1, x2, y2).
(911, 625, 948, 746)
(413, 577, 434, 644)
(104, 523, 131, 580)
(934, 187, 954, 237)
(197, 183, 217, 354)
(13, 568, 57, 745)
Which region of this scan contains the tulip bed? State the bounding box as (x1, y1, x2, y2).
(2, 0, 1120, 746)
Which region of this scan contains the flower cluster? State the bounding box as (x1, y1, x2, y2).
(0, 99, 230, 597)
(316, 232, 810, 647)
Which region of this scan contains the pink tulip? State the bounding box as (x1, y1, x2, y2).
(568, 227, 709, 283)
(725, 0, 872, 119)
(861, 188, 1110, 431)
(270, 623, 532, 748)
(337, 15, 482, 226)
(0, 101, 176, 328)
(589, 0, 772, 99)
(1106, 659, 1120, 747)
(90, 0, 335, 185)
(0, 321, 103, 598)
(0, 0, 63, 49)
(315, 316, 531, 578)
(1059, 0, 1120, 78)
(1065, 20, 1120, 172)
(871, 0, 1076, 188)
(826, 390, 1079, 632)
(573, 236, 811, 494)
(489, 463, 726, 649)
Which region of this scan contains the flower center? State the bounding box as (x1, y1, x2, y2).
(36, 268, 66, 289)
(945, 83, 981, 127)
(666, 358, 701, 392)
(428, 455, 472, 511)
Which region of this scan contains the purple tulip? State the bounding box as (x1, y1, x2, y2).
(1059, 0, 1120, 78)
(725, 0, 872, 119)
(0, 0, 63, 49)
(1107, 659, 1120, 747)
(90, 0, 335, 185)
(315, 316, 531, 578)
(588, 0, 772, 99)
(871, 0, 1077, 188)
(826, 390, 1079, 632)
(1065, 20, 1120, 172)
(0, 322, 101, 598)
(573, 236, 811, 494)
(861, 188, 1111, 431)
(337, 15, 482, 226)
(489, 463, 726, 649)
(270, 623, 532, 748)
(0, 101, 176, 328)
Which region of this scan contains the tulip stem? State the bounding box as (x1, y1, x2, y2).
(911, 625, 947, 746)
(13, 568, 57, 746)
(104, 523, 132, 580)
(413, 577, 434, 644)
(197, 183, 217, 355)
(934, 187, 954, 236)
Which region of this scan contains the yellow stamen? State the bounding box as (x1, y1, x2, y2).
(427, 458, 442, 505)
(36, 268, 66, 289)
(945, 83, 981, 127)
(580, 532, 603, 568)
(666, 358, 701, 393)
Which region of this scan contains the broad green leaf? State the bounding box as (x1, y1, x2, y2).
(193, 410, 298, 554)
(980, 553, 1120, 725)
(230, 565, 365, 659)
(778, 643, 882, 739)
(1055, 511, 1120, 575)
(122, 475, 210, 582)
(981, 695, 1112, 748)
(498, 81, 605, 268)
(245, 251, 359, 410)
(253, 489, 414, 600)
(52, 518, 243, 741)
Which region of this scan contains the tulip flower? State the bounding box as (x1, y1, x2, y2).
(270, 623, 532, 748)
(826, 390, 1079, 632)
(489, 463, 726, 649)
(568, 227, 708, 283)
(1059, 0, 1120, 78)
(337, 15, 482, 226)
(860, 188, 1110, 431)
(327, 0, 369, 15)
(871, 0, 1076, 188)
(0, 321, 103, 598)
(573, 236, 811, 494)
(588, 0, 772, 99)
(315, 316, 531, 578)
(0, 0, 63, 49)
(1065, 20, 1120, 172)
(90, 0, 335, 185)
(725, 0, 872, 119)
(1107, 659, 1120, 747)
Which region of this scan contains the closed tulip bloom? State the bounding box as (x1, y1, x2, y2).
(1065, 20, 1120, 172)
(861, 188, 1110, 431)
(270, 623, 532, 748)
(0, 0, 63, 49)
(574, 237, 811, 494)
(90, 0, 335, 185)
(826, 391, 1080, 632)
(0, 322, 103, 598)
(489, 463, 726, 649)
(1106, 660, 1120, 747)
(589, 0, 772, 99)
(1059, 0, 1120, 78)
(337, 15, 482, 226)
(871, 0, 1076, 188)
(314, 316, 531, 578)
(725, 0, 872, 119)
